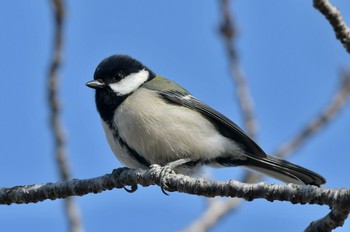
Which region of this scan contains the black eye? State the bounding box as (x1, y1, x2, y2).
(111, 72, 124, 82)
(116, 72, 124, 79)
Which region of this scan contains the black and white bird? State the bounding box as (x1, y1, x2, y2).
(86, 54, 326, 187)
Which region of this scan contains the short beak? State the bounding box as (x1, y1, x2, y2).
(86, 80, 106, 89)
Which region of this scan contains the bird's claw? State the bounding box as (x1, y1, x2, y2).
(123, 185, 138, 193)
(158, 158, 192, 195)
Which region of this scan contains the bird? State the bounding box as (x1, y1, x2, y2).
(86, 54, 326, 188)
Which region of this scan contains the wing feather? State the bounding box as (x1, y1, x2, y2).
(158, 90, 266, 158)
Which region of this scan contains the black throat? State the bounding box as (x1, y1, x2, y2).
(95, 89, 128, 123)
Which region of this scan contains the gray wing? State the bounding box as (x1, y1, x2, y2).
(158, 91, 266, 158)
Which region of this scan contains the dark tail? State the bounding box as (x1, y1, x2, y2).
(216, 155, 326, 186)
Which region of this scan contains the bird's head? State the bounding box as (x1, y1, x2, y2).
(86, 54, 155, 122)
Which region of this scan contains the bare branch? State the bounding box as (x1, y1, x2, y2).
(313, 0, 350, 53)
(2, 166, 350, 230)
(49, 0, 69, 182)
(305, 207, 350, 232)
(219, 0, 257, 138)
(184, 1, 259, 230)
(48, 0, 83, 231)
(186, 0, 350, 230)
(274, 72, 350, 158)
(184, 198, 241, 232)
(2, 167, 346, 205)
(187, 1, 350, 231)
(190, 2, 260, 228)
(0, 166, 349, 210)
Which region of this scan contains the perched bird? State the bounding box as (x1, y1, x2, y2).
(86, 54, 326, 187)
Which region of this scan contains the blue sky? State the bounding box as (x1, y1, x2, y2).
(0, 1, 349, 231)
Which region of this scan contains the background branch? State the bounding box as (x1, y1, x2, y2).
(305, 207, 350, 232)
(313, 0, 350, 53)
(48, 0, 83, 231)
(185, 1, 258, 231)
(219, 0, 257, 138)
(185, 0, 350, 230)
(274, 72, 350, 157)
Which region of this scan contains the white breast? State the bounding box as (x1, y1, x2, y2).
(109, 88, 241, 167)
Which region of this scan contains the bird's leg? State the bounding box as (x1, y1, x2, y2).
(158, 158, 193, 195)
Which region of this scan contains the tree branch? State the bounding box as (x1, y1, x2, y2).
(184, 2, 259, 230)
(1, 166, 349, 210)
(313, 0, 350, 53)
(219, 0, 257, 138)
(48, 0, 83, 231)
(49, 0, 69, 184)
(186, 0, 350, 230)
(275, 72, 350, 158)
(2, 167, 350, 230)
(305, 207, 350, 232)
(184, 198, 242, 232)
(3, 166, 349, 205)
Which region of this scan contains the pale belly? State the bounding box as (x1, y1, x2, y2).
(104, 88, 240, 168)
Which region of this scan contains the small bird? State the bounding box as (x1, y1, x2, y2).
(86, 54, 326, 187)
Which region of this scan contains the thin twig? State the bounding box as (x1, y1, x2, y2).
(274, 72, 350, 158)
(219, 0, 257, 138)
(185, 1, 256, 230)
(313, 0, 350, 53)
(184, 198, 241, 232)
(185, 1, 350, 230)
(305, 207, 350, 232)
(48, 0, 83, 232)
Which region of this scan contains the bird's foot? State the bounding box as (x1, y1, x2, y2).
(158, 158, 192, 195)
(112, 167, 139, 193)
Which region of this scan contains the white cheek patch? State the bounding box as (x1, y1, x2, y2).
(109, 69, 149, 96)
